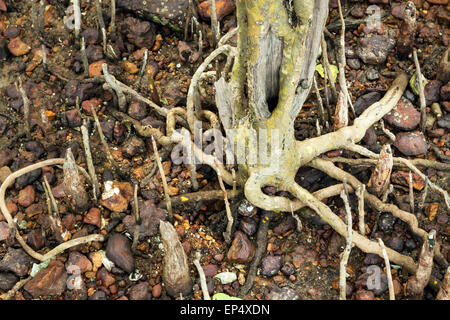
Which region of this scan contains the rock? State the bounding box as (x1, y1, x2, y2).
(347, 58, 361, 70)
(7, 38, 31, 56)
(391, 170, 425, 190)
(261, 255, 282, 277)
(356, 34, 396, 65)
(202, 264, 218, 277)
(384, 97, 420, 131)
(354, 92, 382, 116)
(405, 238, 417, 250)
(393, 279, 402, 296)
(81, 98, 102, 114)
(152, 283, 162, 298)
(100, 181, 133, 213)
(378, 213, 395, 233)
(26, 229, 45, 250)
(227, 231, 255, 263)
(89, 60, 107, 77)
(356, 289, 375, 300)
(129, 282, 151, 300)
(100, 121, 115, 141)
(393, 131, 428, 156)
(350, 5, 365, 18)
(441, 82, 450, 101)
(437, 115, 450, 130)
(106, 233, 135, 273)
(386, 237, 404, 252)
(273, 215, 296, 235)
(66, 252, 93, 273)
(81, 28, 100, 45)
(84, 207, 102, 228)
(427, 0, 449, 4)
(198, 0, 236, 21)
(0, 272, 18, 290)
(85, 44, 103, 62)
(122, 136, 145, 158)
(0, 221, 10, 241)
(127, 100, 147, 120)
(364, 253, 383, 265)
(328, 232, 345, 256)
(25, 141, 45, 159)
(0, 248, 34, 276)
(121, 17, 156, 49)
(89, 290, 107, 300)
(123, 199, 166, 239)
(97, 267, 115, 287)
(65, 109, 82, 127)
(24, 260, 68, 298)
(392, 4, 406, 19)
(365, 68, 379, 81)
(17, 185, 35, 207)
(363, 126, 377, 146)
(281, 262, 295, 276)
(266, 286, 299, 300)
(0, 149, 17, 168)
(64, 80, 94, 106)
(117, 0, 189, 31)
(163, 81, 186, 106)
(0, 166, 11, 184)
(123, 61, 139, 74)
(424, 80, 442, 106)
(238, 216, 258, 236)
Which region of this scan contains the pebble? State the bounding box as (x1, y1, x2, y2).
(152, 283, 162, 298)
(354, 92, 382, 116)
(0, 221, 10, 241)
(66, 252, 93, 273)
(129, 282, 151, 300)
(281, 262, 295, 276)
(378, 213, 396, 233)
(106, 233, 135, 273)
(23, 260, 68, 298)
(356, 289, 375, 300)
(273, 215, 296, 235)
(26, 229, 45, 250)
(202, 264, 218, 277)
(365, 68, 379, 81)
(17, 185, 35, 207)
(238, 216, 258, 236)
(88, 60, 107, 77)
(441, 82, 450, 101)
(84, 207, 102, 228)
(0, 166, 11, 184)
(405, 238, 417, 250)
(0, 272, 19, 290)
(100, 181, 133, 213)
(123, 61, 139, 74)
(386, 237, 404, 252)
(7, 38, 31, 56)
(123, 199, 167, 239)
(65, 109, 82, 127)
(391, 171, 425, 190)
(97, 267, 116, 287)
(261, 255, 282, 277)
(128, 100, 147, 120)
(85, 44, 104, 62)
(347, 58, 361, 70)
(81, 28, 100, 45)
(121, 17, 156, 49)
(266, 286, 299, 300)
(437, 115, 450, 130)
(81, 98, 102, 114)
(384, 97, 420, 131)
(393, 131, 428, 156)
(356, 34, 396, 65)
(89, 290, 107, 300)
(226, 231, 255, 263)
(122, 136, 145, 158)
(424, 80, 442, 106)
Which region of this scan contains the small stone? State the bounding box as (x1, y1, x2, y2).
(393, 131, 428, 156)
(363, 126, 377, 146)
(85, 44, 104, 62)
(24, 260, 68, 298)
(124, 61, 139, 74)
(123, 199, 166, 240)
(391, 171, 425, 191)
(356, 34, 396, 65)
(66, 252, 93, 274)
(273, 215, 296, 235)
(25, 141, 45, 159)
(100, 181, 133, 213)
(26, 229, 45, 250)
(127, 101, 147, 120)
(227, 231, 255, 263)
(122, 136, 145, 158)
(238, 216, 258, 236)
(121, 17, 156, 49)
(266, 286, 299, 300)
(378, 213, 396, 233)
(97, 267, 116, 287)
(437, 115, 450, 130)
(129, 282, 151, 300)
(106, 233, 135, 273)
(424, 80, 442, 106)
(152, 283, 162, 298)
(81, 98, 102, 114)
(347, 58, 361, 70)
(202, 264, 218, 277)
(354, 92, 382, 116)
(441, 83, 450, 101)
(383, 97, 420, 131)
(65, 109, 82, 127)
(7, 38, 31, 56)
(0, 248, 34, 276)
(365, 68, 379, 81)
(0, 166, 11, 184)
(356, 289, 375, 300)
(386, 237, 404, 252)
(84, 207, 102, 228)
(393, 279, 402, 296)
(89, 60, 107, 77)
(17, 185, 35, 208)
(0, 272, 19, 291)
(281, 262, 295, 276)
(89, 290, 107, 300)
(81, 28, 100, 45)
(261, 255, 282, 277)
(405, 238, 417, 250)
(392, 4, 406, 19)
(0, 221, 10, 241)
(198, 0, 236, 21)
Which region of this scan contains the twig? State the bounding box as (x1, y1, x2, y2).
(209, 0, 219, 47)
(80, 37, 89, 78)
(377, 238, 395, 300)
(413, 50, 427, 133)
(81, 120, 100, 201)
(380, 119, 396, 142)
(152, 136, 173, 222)
(418, 178, 429, 211)
(409, 171, 415, 215)
(94, 0, 107, 53)
(313, 73, 329, 128)
(138, 49, 149, 92)
(72, 0, 81, 40)
(91, 107, 122, 177)
(131, 184, 140, 251)
(102, 63, 127, 111)
(357, 184, 365, 235)
(339, 182, 353, 300)
(110, 0, 116, 41)
(217, 158, 233, 244)
(193, 251, 211, 300)
(16, 78, 31, 139)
